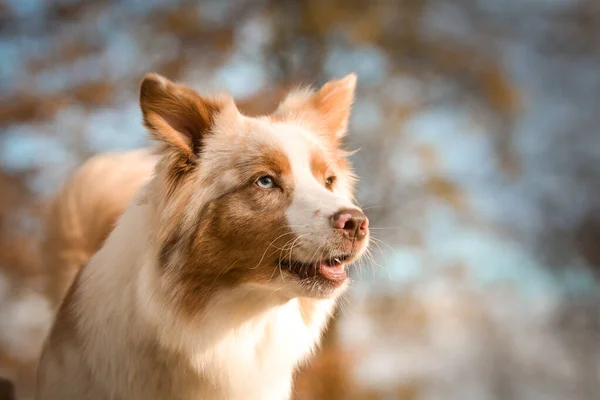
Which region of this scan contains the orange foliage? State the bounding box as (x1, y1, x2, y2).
(424, 176, 466, 210)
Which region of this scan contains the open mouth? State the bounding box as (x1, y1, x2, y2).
(279, 254, 352, 284)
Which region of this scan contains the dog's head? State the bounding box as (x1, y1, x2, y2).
(140, 73, 369, 310)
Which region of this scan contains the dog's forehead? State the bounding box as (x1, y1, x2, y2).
(246, 118, 329, 175)
(201, 115, 334, 188)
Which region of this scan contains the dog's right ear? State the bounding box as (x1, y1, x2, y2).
(140, 73, 236, 159)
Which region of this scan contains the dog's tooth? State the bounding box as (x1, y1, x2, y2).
(334, 258, 340, 263)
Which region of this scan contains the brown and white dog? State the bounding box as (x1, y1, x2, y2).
(36, 73, 369, 399)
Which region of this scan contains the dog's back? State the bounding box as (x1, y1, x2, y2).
(40, 148, 157, 307)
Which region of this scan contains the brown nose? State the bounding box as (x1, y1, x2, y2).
(331, 209, 369, 240)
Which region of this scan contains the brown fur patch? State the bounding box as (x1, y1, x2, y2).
(256, 147, 292, 179)
(310, 147, 330, 186)
(162, 153, 198, 199)
(156, 145, 299, 316)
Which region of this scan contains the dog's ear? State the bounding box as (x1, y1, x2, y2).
(140, 73, 236, 159)
(311, 74, 356, 139)
(275, 74, 357, 141)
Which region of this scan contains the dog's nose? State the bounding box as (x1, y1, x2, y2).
(331, 209, 369, 240)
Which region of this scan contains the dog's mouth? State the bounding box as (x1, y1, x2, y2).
(278, 254, 352, 285)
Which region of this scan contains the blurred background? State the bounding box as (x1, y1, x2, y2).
(1, 0, 600, 399)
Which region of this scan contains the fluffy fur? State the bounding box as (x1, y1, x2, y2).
(36, 73, 369, 399)
(40, 149, 158, 307)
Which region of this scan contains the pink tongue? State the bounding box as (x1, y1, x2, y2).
(318, 262, 347, 281)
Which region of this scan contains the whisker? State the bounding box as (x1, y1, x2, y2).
(366, 241, 392, 280)
(250, 231, 298, 270)
(359, 205, 384, 211)
(369, 236, 395, 252)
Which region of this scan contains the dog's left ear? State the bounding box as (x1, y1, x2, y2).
(312, 74, 356, 139)
(276, 74, 357, 140)
(140, 73, 236, 159)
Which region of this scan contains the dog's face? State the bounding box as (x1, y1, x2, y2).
(140, 73, 369, 310)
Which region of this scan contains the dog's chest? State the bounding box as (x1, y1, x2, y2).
(189, 298, 332, 399)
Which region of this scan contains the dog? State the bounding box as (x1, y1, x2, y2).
(36, 72, 369, 399)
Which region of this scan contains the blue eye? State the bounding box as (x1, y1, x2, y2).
(325, 176, 335, 188)
(255, 175, 276, 189)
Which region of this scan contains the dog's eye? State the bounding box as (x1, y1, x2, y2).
(255, 175, 277, 189)
(325, 176, 336, 189)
